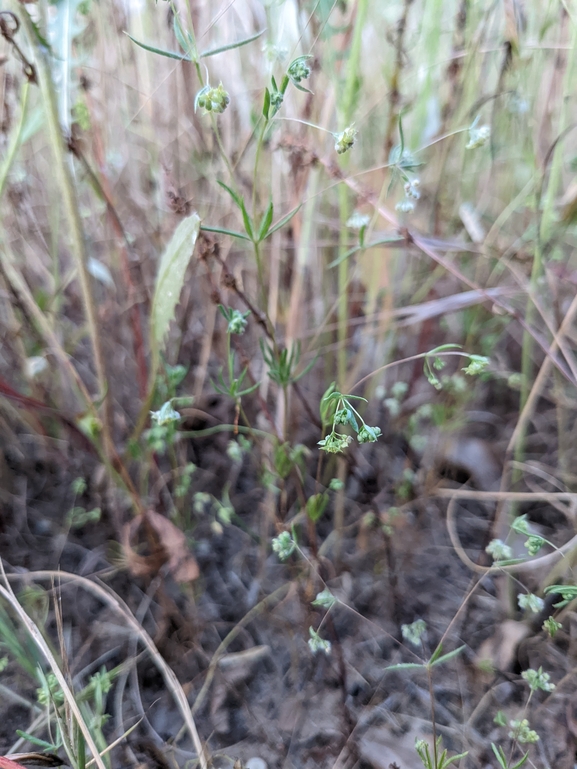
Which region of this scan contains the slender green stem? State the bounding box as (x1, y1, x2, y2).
(14, 3, 112, 449)
(253, 241, 266, 309)
(211, 114, 236, 185)
(427, 664, 439, 769)
(252, 116, 267, 218)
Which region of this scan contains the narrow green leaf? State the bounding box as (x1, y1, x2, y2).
(427, 343, 462, 355)
(150, 214, 200, 377)
(292, 81, 313, 94)
(200, 28, 266, 59)
(293, 355, 318, 383)
(124, 32, 191, 61)
(441, 751, 469, 768)
(200, 225, 250, 241)
(240, 201, 254, 240)
(384, 662, 425, 671)
(263, 87, 271, 120)
(328, 245, 361, 269)
(328, 236, 404, 269)
(428, 642, 444, 665)
(268, 204, 302, 236)
(510, 752, 530, 769)
(217, 180, 243, 208)
(257, 200, 274, 242)
(16, 730, 58, 750)
(173, 15, 188, 52)
(169, 1, 198, 58)
(347, 410, 359, 432)
(491, 744, 508, 769)
(430, 644, 466, 667)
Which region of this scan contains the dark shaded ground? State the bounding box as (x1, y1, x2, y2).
(0, 399, 576, 769)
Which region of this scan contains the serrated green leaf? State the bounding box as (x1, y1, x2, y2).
(124, 32, 191, 61)
(257, 200, 274, 242)
(200, 28, 266, 58)
(150, 214, 200, 377)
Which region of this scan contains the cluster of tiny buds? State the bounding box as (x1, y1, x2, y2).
(195, 83, 230, 115)
(288, 57, 311, 84)
(395, 199, 415, 214)
(404, 178, 420, 199)
(466, 124, 490, 150)
(334, 125, 357, 155)
(396, 178, 420, 214)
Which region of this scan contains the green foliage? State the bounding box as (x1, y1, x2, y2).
(261, 340, 315, 388)
(544, 584, 577, 608)
(318, 390, 381, 454)
(306, 493, 328, 523)
(415, 736, 467, 769)
(491, 743, 529, 769)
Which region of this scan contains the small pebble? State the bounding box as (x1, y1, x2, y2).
(246, 758, 267, 769)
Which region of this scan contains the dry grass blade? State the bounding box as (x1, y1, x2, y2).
(2, 567, 208, 769)
(0, 564, 107, 769)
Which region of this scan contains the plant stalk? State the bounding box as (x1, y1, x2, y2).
(14, 3, 112, 451)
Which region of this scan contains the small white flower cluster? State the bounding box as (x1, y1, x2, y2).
(395, 178, 420, 215)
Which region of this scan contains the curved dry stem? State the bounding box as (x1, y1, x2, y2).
(0, 565, 107, 769)
(191, 583, 289, 715)
(2, 567, 208, 769)
(446, 494, 577, 575)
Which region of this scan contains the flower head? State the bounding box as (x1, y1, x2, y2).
(334, 125, 357, 155)
(195, 83, 230, 115)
